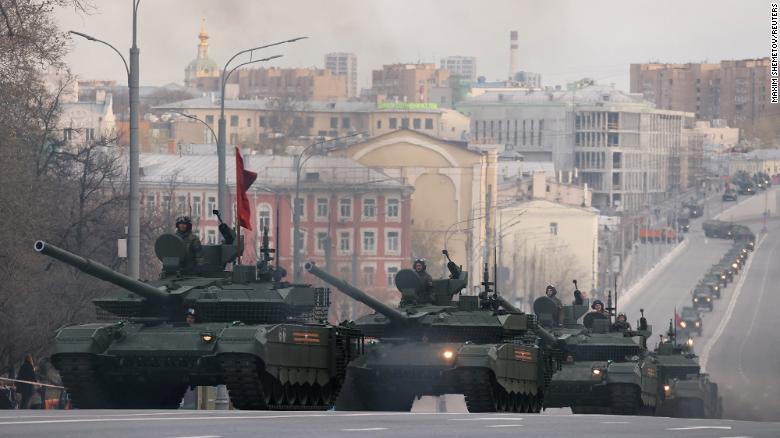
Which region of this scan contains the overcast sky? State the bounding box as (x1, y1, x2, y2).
(56, 0, 767, 92)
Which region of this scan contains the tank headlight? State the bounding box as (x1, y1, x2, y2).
(695, 321, 701, 327)
(679, 321, 687, 328)
(686, 338, 694, 347)
(442, 349, 455, 361)
(732, 263, 738, 269)
(721, 275, 726, 280)
(714, 285, 719, 291)
(591, 368, 603, 377)
(663, 384, 671, 392)
(200, 331, 215, 343)
(706, 297, 711, 302)
(694, 298, 699, 302)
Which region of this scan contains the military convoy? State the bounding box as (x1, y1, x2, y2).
(305, 251, 558, 413)
(35, 223, 362, 410)
(676, 307, 703, 337)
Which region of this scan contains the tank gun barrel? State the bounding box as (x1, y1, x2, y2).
(305, 261, 409, 325)
(534, 324, 558, 346)
(34, 241, 170, 303)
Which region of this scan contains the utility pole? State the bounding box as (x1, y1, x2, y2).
(128, 0, 140, 279)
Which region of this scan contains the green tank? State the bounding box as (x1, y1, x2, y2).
(653, 322, 722, 418)
(534, 292, 657, 415)
(35, 225, 361, 410)
(304, 251, 558, 413)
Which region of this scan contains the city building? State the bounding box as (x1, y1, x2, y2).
(183, 19, 220, 92)
(137, 152, 414, 314)
(370, 63, 450, 103)
(692, 119, 740, 153)
(325, 52, 358, 98)
(153, 97, 470, 150)
(630, 58, 779, 126)
(497, 172, 598, 308)
(59, 87, 116, 147)
(440, 56, 477, 82)
(329, 129, 498, 288)
(458, 84, 701, 211)
(228, 67, 349, 101)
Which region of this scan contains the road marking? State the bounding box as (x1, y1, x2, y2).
(449, 417, 523, 421)
(166, 436, 221, 438)
(486, 424, 523, 428)
(601, 421, 630, 424)
(699, 234, 766, 372)
(735, 238, 778, 384)
(667, 426, 732, 430)
(342, 428, 387, 431)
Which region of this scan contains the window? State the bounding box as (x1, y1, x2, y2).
(206, 115, 214, 124)
(362, 265, 375, 286)
(192, 196, 201, 218)
(339, 198, 352, 218)
(316, 231, 329, 252)
(386, 266, 399, 286)
(339, 231, 351, 252)
(362, 198, 376, 218)
(257, 204, 272, 232)
(386, 198, 400, 219)
(330, 117, 338, 129)
(550, 222, 558, 235)
(389, 118, 398, 129)
(176, 196, 187, 215)
(63, 128, 73, 141)
(207, 197, 216, 217)
(86, 128, 95, 141)
(386, 230, 399, 253)
(377, 120, 383, 129)
(230, 115, 239, 127)
(342, 117, 351, 129)
(162, 195, 171, 211)
(401, 118, 409, 129)
(259, 116, 267, 128)
(246, 118, 252, 128)
(413, 118, 421, 129)
(362, 230, 376, 253)
(425, 118, 433, 129)
(316, 198, 329, 218)
(145, 195, 155, 210)
(207, 229, 217, 244)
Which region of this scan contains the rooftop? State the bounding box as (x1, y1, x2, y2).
(154, 97, 444, 114)
(461, 84, 652, 107)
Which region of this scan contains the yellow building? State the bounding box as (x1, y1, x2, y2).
(331, 129, 497, 287)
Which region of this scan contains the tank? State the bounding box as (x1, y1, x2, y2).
(304, 251, 558, 413)
(702, 220, 734, 239)
(652, 322, 722, 418)
(36, 223, 361, 409)
(534, 288, 657, 415)
(676, 307, 703, 337)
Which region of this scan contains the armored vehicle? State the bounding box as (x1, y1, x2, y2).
(732, 225, 756, 250)
(676, 307, 702, 337)
(711, 263, 734, 283)
(653, 324, 722, 418)
(692, 289, 714, 312)
(682, 200, 704, 218)
(534, 291, 657, 416)
(36, 223, 361, 410)
(305, 252, 558, 413)
(722, 188, 738, 202)
(698, 277, 721, 299)
(702, 220, 734, 239)
(677, 216, 690, 233)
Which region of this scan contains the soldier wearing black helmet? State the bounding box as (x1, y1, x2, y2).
(175, 216, 202, 272)
(589, 299, 609, 317)
(545, 285, 564, 325)
(612, 312, 631, 331)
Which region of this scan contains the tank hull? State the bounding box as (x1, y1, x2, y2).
(52, 321, 361, 409)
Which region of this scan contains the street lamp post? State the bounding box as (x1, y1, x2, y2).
(216, 37, 307, 216)
(69, 0, 141, 278)
(291, 133, 364, 281)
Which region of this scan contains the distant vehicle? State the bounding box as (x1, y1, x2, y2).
(678, 217, 690, 233)
(677, 307, 703, 336)
(699, 277, 722, 299)
(682, 200, 704, 218)
(722, 189, 737, 202)
(702, 220, 733, 239)
(692, 290, 714, 312)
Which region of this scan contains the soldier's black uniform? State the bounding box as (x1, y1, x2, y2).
(175, 216, 202, 272)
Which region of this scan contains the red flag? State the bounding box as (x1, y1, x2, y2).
(235, 147, 257, 230)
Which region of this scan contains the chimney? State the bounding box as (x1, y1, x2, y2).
(509, 31, 519, 80)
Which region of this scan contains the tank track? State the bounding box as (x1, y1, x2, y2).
(219, 354, 337, 410)
(460, 369, 542, 413)
(56, 355, 110, 409)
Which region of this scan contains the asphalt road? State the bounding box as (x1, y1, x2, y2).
(0, 410, 778, 438)
(622, 188, 780, 421)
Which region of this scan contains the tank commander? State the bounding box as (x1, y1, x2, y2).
(545, 285, 564, 325)
(175, 216, 202, 271)
(185, 308, 196, 325)
(589, 299, 609, 317)
(612, 313, 631, 331)
(413, 258, 433, 288)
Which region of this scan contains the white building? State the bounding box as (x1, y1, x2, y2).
(59, 89, 116, 146)
(440, 56, 477, 82)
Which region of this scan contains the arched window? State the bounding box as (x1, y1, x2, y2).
(257, 203, 272, 233)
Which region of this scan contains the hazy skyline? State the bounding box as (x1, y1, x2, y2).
(57, 0, 767, 92)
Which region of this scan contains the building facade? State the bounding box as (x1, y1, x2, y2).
(228, 67, 349, 101)
(325, 52, 358, 98)
(371, 63, 450, 103)
(138, 153, 414, 308)
(630, 58, 779, 126)
(59, 89, 116, 146)
(440, 56, 477, 82)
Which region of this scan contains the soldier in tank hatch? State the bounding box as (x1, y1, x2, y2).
(185, 308, 196, 325)
(175, 216, 202, 271)
(545, 285, 564, 325)
(590, 300, 609, 317)
(612, 313, 631, 331)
